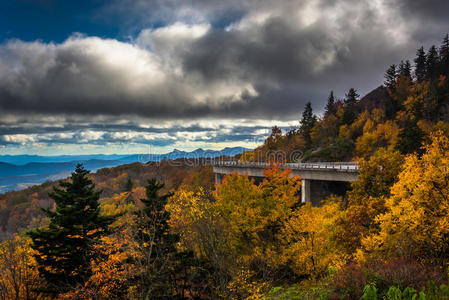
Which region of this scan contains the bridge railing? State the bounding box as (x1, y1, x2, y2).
(212, 161, 358, 172)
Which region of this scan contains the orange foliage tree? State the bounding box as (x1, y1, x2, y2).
(359, 131, 449, 267)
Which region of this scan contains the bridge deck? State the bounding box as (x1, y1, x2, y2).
(212, 161, 358, 182)
(212, 161, 358, 172)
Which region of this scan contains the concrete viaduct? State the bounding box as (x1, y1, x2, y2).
(212, 161, 358, 205)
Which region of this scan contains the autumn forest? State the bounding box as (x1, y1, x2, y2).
(2, 34, 449, 299)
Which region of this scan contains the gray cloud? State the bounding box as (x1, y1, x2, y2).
(0, 0, 448, 152)
(0, 116, 279, 148)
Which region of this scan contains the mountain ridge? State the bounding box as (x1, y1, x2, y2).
(0, 146, 250, 165)
(0, 147, 250, 193)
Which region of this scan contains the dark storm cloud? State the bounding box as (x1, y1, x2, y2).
(0, 0, 448, 133)
(395, 0, 449, 21)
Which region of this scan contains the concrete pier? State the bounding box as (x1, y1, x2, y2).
(301, 179, 311, 203)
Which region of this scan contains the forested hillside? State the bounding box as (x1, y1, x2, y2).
(2, 34, 449, 299)
(0, 160, 214, 240)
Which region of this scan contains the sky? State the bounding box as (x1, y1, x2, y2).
(0, 0, 448, 155)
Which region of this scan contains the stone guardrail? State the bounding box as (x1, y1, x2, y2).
(212, 161, 358, 172)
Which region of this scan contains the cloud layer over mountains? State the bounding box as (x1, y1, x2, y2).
(0, 0, 448, 152)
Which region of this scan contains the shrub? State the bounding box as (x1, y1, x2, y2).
(361, 282, 449, 300)
(332, 259, 445, 299)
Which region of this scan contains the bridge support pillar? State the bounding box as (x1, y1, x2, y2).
(301, 179, 311, 203)
(215, 173, 223, 185)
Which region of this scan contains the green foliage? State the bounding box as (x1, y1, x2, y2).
(426, 45, 440, 82)
(398, 60, 412, 79)
(342, 88, 360, 125)
(385, 65, 398, 89)
(397, 118, 424, 154)
(361, 283, 378, 300)
(300, 102, 317, 150)
(361, 282, 449, 300)
(324, 91, 336, 118)
(414, 46, 426, 82)
(441, 34, 449, 77)
(332, 259, 446, 299)
(263, 284, 331, 300)
(27, 164, 116, 293)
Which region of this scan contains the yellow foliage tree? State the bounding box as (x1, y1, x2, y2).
(167, 166, 302, 298)
(360, 131, 449, 266)
(215, 167, 301, 258)
(215, 167, 302, 297)
(356, 120, 400, 158)
(281, 202, 344, 282)
(0, 235, 42, 300)
(166, 186, 218, 255)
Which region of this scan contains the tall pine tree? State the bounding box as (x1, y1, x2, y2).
(324, 91, 336, 118)
(344, 88, 359, 105)
(426, 45, 440, 81)
(342, 88, 359, 125)
(398, 60, 412, 79)
(397, 118, 424, 155)
(384, 64, 398, 89)
(300, 102, 317, 150)
(27, 164, 116, 293)
(134, 179, 200, 299)
(440, 34, 449, 77)
(414, 46, 426, 82)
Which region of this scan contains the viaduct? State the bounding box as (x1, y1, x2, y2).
(212, 161, 358, 205)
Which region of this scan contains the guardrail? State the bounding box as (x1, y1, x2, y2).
(212, 161, 358, 171)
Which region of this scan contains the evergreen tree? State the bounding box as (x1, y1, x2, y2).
(397, 118, 424, 155)
(342, 88, 359, 125)
(134, 179, 200, 299)
(398, 60, 412, 79)
(27, 164, 116, 293)
(124, 177, 133, 192)
(344, 88, 359, 105)
(440, 34, 449, 77)
(414, 46, 426, 82)
(300, 102, 317, 149)
(384, 64, 397, 89)
(426, 45, 440, 81)
(324, 91, 336, 118)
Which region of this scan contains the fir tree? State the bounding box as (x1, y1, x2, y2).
(398, 60, 412, 79)
(426, 45, 440, 81)
(344, 88, 359, 105)
(300, 102, 317, 149)
(414, 46, 426, 82)
(397, 118, 424, 155)
(384, 64, 397, 89)
(342, 88, 359, 125)
(440, 34, 449, 77)
(27, 164, 116, 293)
(324, 90, 336, 118)
(124, 177, 133, 192)
(134, 179, 199, 299)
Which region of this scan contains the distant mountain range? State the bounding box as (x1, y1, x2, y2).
(0, 147, 250, 193)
